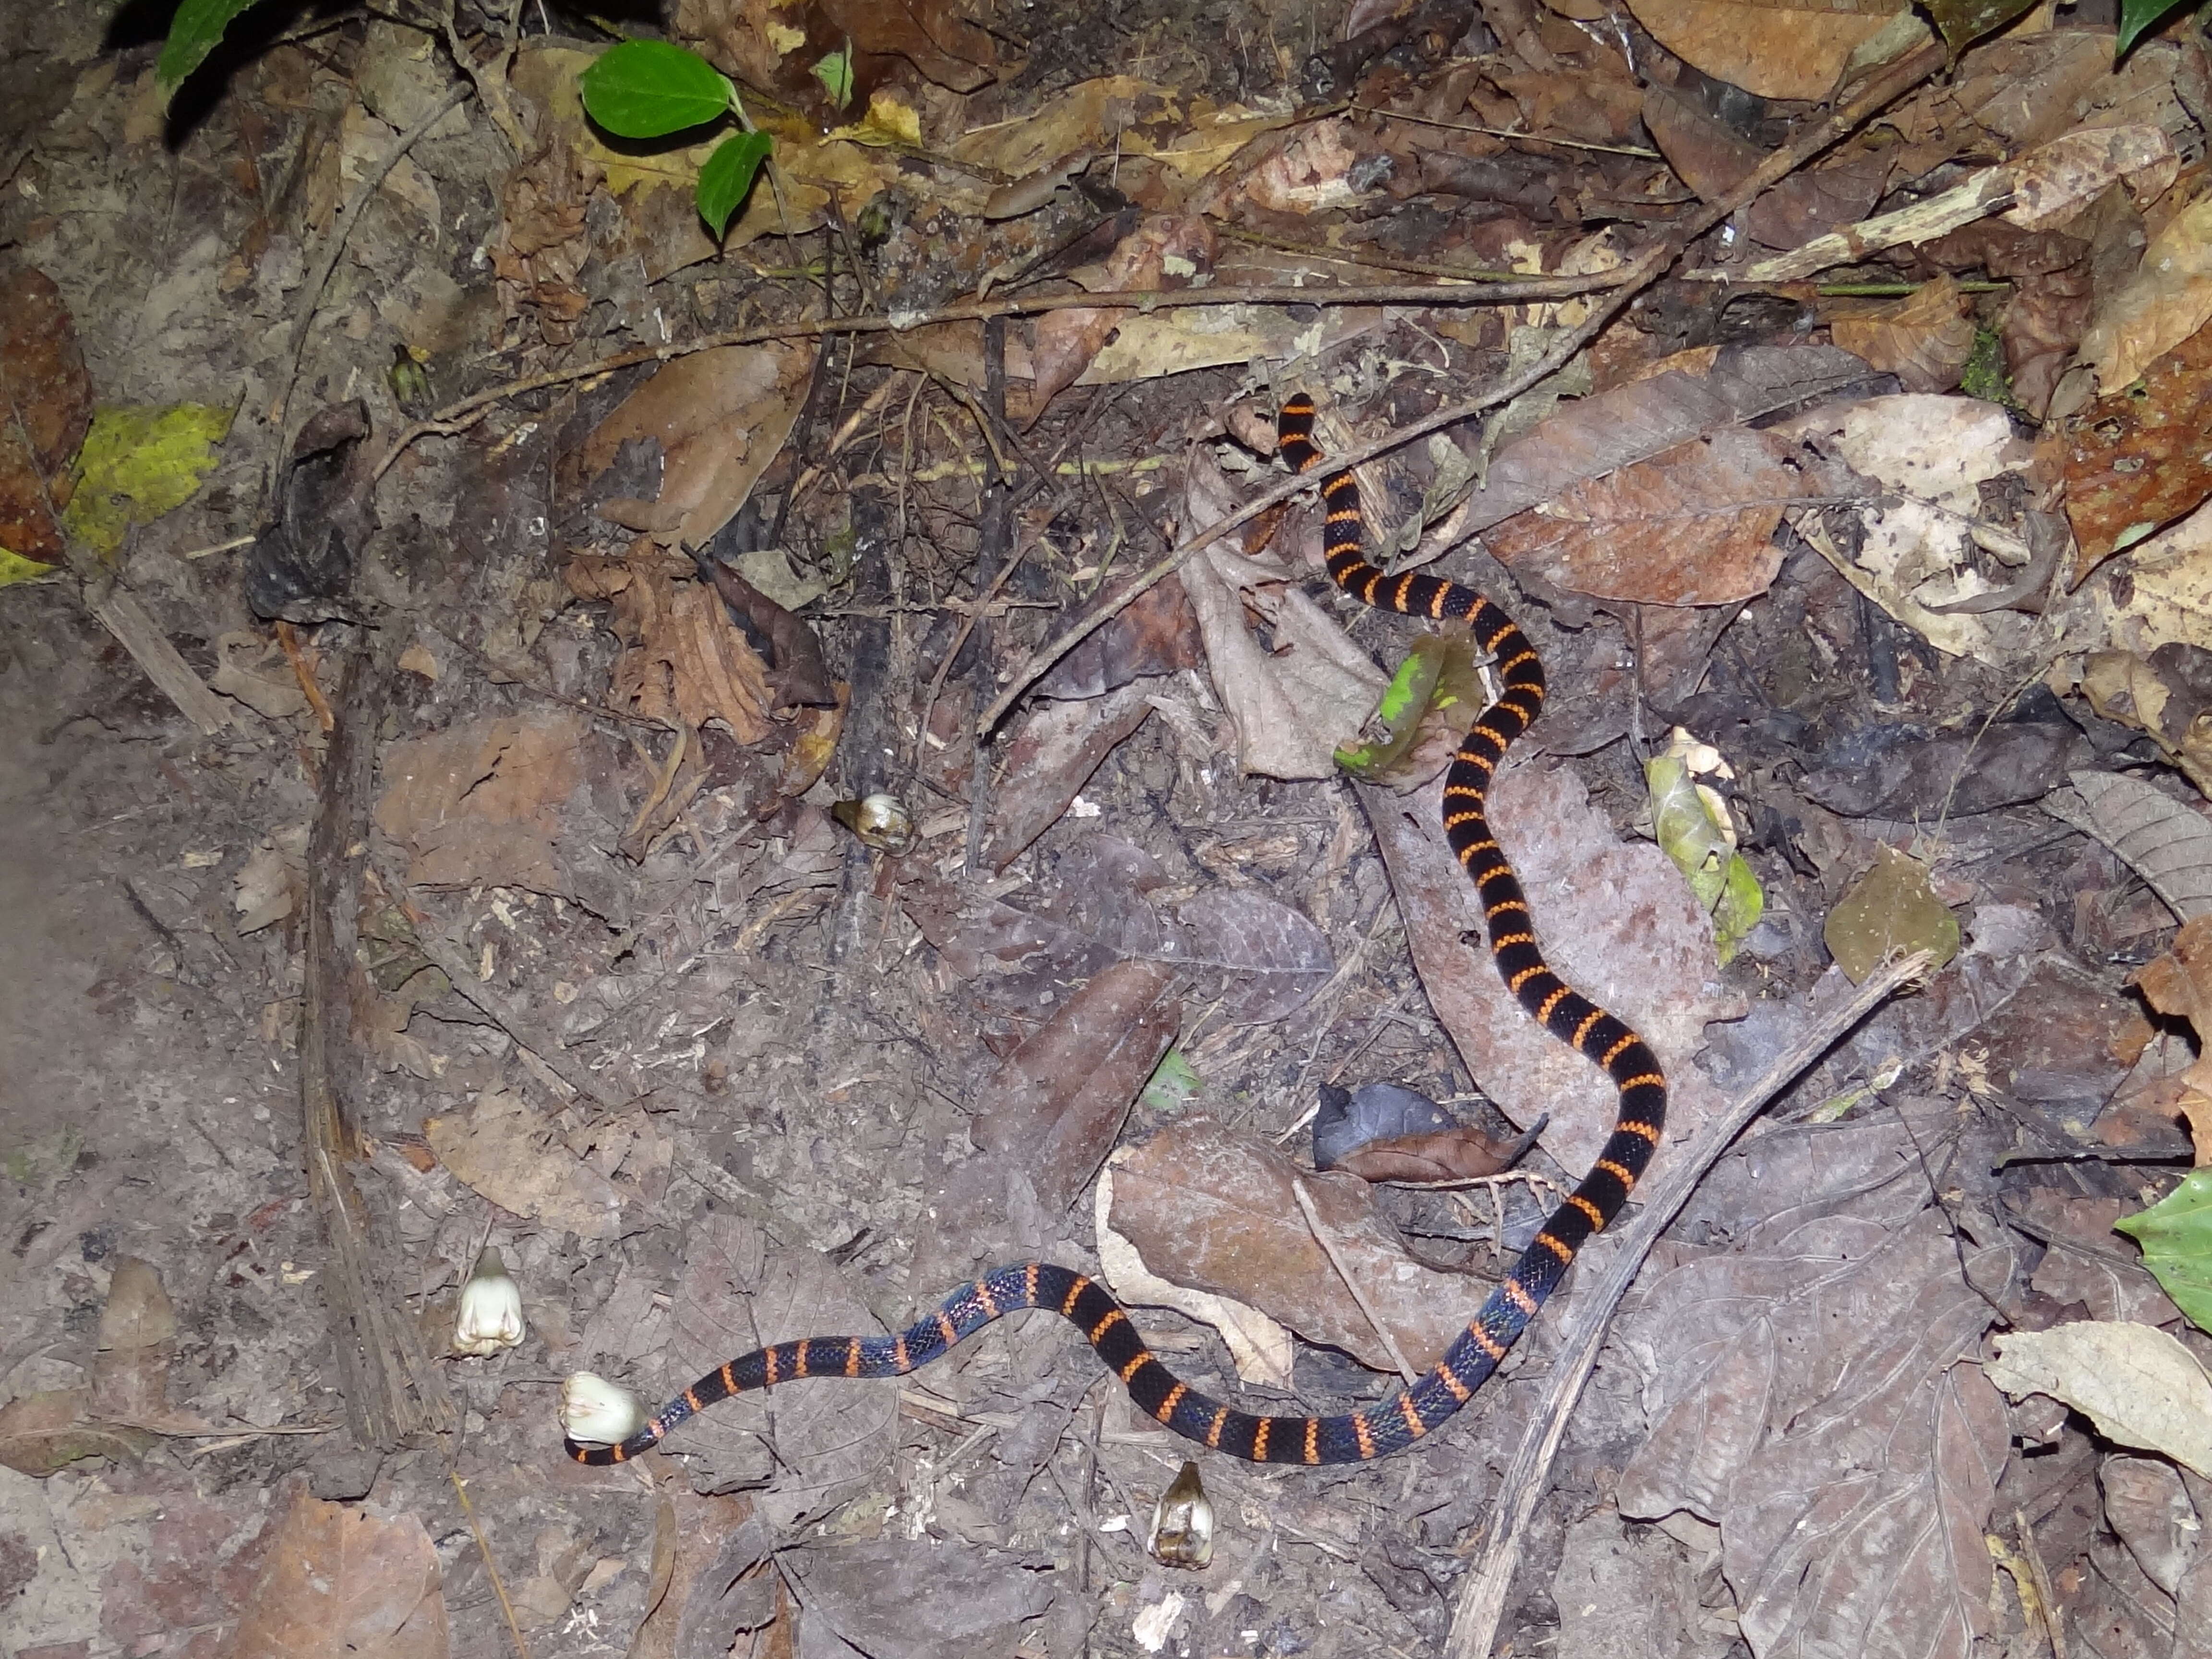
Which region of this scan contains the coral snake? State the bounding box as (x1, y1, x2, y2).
(566, 394, 1666, 1468)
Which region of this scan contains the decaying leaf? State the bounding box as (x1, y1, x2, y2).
(1827, 274, 1976, 394)
(0, 1390, 158, 1476)
(1987, 1322, 2212, 1477)
(229, 1491, 449, 1659)
(0, 264, 93, 570)
(979, 681, 1155, 868)
(424, 1088, 625, 1239)
(2065, 317, 2212, 582)
(1621, 0, 1917, 103)
(779, 1536, 1058, 1659)
(2043, 769, 2212, 920)
(1824, 845, 1962, 985)
(1107, 1114, 1493, 1375)
(566, 551, 772, 745)
(2076, 646, 2212, 797)
(2078, 193, 2212, 398)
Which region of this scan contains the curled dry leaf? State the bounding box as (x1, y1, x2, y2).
(1987, 1322, 2212, 1477)
(1107, 1114, 1492, 1375)
(423, 1088, 624, 1239)
(580, 344, 811, 552)
(701, 559, 835, 709)
(2077, 647, 2212, 797)
(2078, 194, 2212, 397)
(229, 1491, 449, 1659)
(2127, 914, 2212, 1122)
(568, 551, 772, 745)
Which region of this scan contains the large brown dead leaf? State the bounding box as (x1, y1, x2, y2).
(979, 681, 1154, 869)
(1462, 343, 1872, 538)
(230, 1491, 448, 1659)
(1107, 1115, 1492, 1374)
(1482, 426, 1808, 606)
(423, 1087, 625, 1239)
(1360, 758, 1739, 1178)
(1619, 1204, 2015, 1659)
(971, 957, 1178, 1214)
(1621, 0, 1915, 102)
(1828, 274, 1976, 395)
(580, 343, 811, 552)
(2064, 315, 2212, 582)
(2079, 191, 2212, 397)
(0, 263, 92, 566)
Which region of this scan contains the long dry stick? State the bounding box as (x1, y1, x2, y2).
(1443, 950, 1936, 1659)
(974, 39, 1949, 736)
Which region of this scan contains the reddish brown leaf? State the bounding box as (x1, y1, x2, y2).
(229, 1491, 448, 1659)
(0, 264, 93, 565)
(2064, 316, 2212, 583)
(1640, 84, 1759, 204)
(1741, 151, 1889, 252)
(1333, 1127, 1523, 1182)
(1827, 275, 1976, 395)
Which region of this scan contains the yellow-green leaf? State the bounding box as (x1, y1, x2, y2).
(1824, 845, 1960, 985)
(60, 404, 234, 557)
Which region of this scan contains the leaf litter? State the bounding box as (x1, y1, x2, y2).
(17, 0, 2212, 1657)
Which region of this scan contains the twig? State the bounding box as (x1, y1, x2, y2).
(2015, 1506, 2068, 1659)
(451, 1471, 532, 1659)
(974, 37, 1949, 737)
(369, 270, 1636, 482)
(268, 81, 473, 499)
(1441, 949, 1936, 1659)
(1292, 1177, 1418, 1386)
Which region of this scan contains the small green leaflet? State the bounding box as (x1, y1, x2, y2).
(698, 131, 774, 236)
(2116, 1168, 2212, 1334)
(155, 0, 263, 100)
(2117, 0, 2195, 53)
(1646, 754, 1763, 966)
(812, 48, 856, 110)
(581, 39, 736, 138)
(1139, 1049, 1201, 1114)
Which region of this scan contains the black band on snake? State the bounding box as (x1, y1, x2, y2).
(565, 394, 1666, 1468)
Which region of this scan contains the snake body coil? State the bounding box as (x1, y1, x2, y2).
(566, 396, 1665, 1467)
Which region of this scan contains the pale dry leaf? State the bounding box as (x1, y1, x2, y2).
(2004, 123, 2178, 233)
(1987, 1322, 2212, 1476)
(2043, 770, 2212, 921)
(423, 1088, 624, 1238)
(211, 631, 311, 721)
(230, 1491, 449, 1659)
(2098, 500, 2212, 660)
(375, 712, 588, 892)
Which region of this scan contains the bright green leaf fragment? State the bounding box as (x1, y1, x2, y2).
(1823, 845, 1960, 985)
(1646, 754, 1764, 965)
(154, 0, 262, 100)
(697, 130, 775, 237)
(2118, 0, 2194, 55)
(1335, 636, 1449, 781)
(2116, 1168, 2212, 1334)
(581, 39, 735, 139)
(60, 403, 234, 558)
(812, 48, 855, 109)
(1139, 1049, 1202, 1114)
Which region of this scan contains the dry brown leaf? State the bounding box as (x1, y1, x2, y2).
(2129, 914, 2212, 1114)
(580, 342, 811, 552)
(2064, 315, 2212, 579)
(376, 712, 604, 892)
(1621, 0, 1914, 102)
(1827, 274, 1975, 394)
(230, 1491, 449, 1659)
(1483, 426, 1806, 605)
(970, 958, 1179, 1213)
(2078, 646, 2212, 797)
(979, 681, 1154, 869)
(1333, 1128, 1523, 1183)
(1640, 84, 1761, 203)
(1022, 216, 1216, 418)
(424, 1087, 625, 1238)
(1107, 1115, 1492, 1374)
(1987, 1322, 2212, 1477)
(2004, 123, 2178, 232)
(91, 1257, 175, 1425)
(577, 553, 772, 745)
(2080, 192, 2212, 395)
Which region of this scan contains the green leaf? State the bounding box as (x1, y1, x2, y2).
(2116, 1168, 2212, 1334)
(1334, 636, 1447, 780)
(697, 131, 774, 237)
(154, 0, 266, 100)
(1139, 1049, 1201, 1114)
(581, 39, 735, 139)
(811, 48, 855, 110)
(1823, 845, 1960, 986)
(1645, 754, 1764, 965)
(60, 403, 234, 557)
(2118, 0, 2195, 54)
